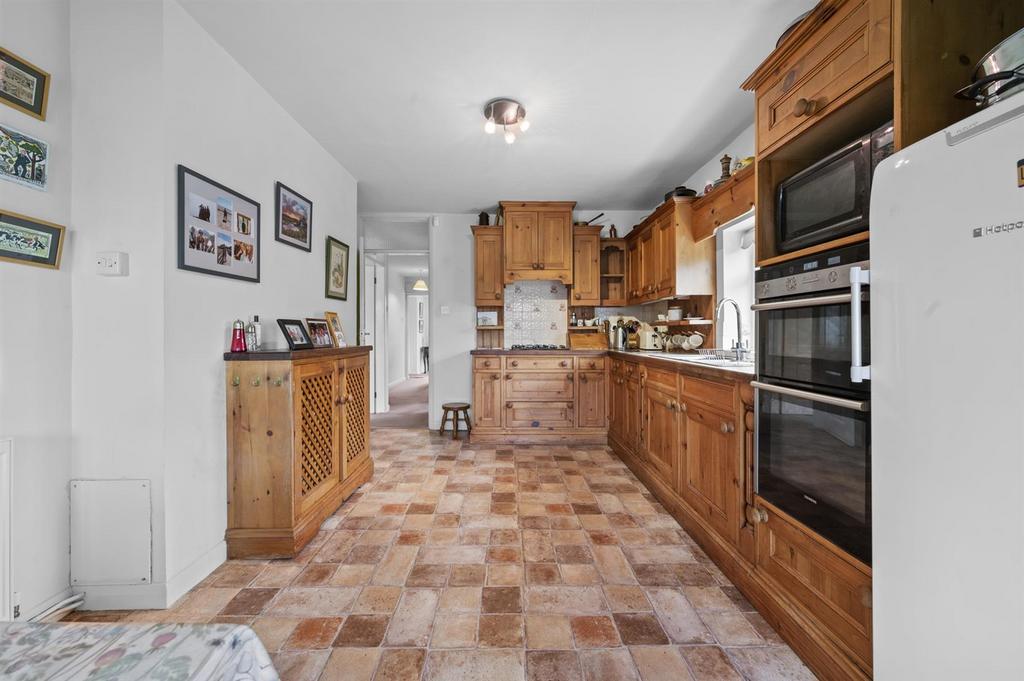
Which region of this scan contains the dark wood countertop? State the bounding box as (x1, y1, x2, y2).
(224, 345, 372, 361)
(470, 349, 607, 356)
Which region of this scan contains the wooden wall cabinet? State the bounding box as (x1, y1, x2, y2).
(571, 225, 602, 306)
(691, 164, 755, 243)
(225, 347, 372, 559)
(599, 238, 628, 306)
(625, 197, 714, 305)
(473, 226, 504, 306)
(500, 201, 575, 284)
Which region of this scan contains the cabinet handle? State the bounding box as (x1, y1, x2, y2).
(491, 374, 500, 380)
(559, 360, 568, 367)
(231, 375, 240, 387)
(483, 360, 492, 367)
(538, 263, 546, 269)
(274, 377, 283, 387)
(588, 362, 596, 369)
(506, 402, 513, 409)
(505, 373, 512, 380)
(680, 402, 687, 412)
(580, 376, 588, 384)
(510, 360, 519, 367)
(574, 293, 581, 300)
(494, 292, 501, 299)
(793, 97, 821, 117)
(251, 376, 262, 387)
(720, 421, 734, 434)
(566, 373, 574, 381)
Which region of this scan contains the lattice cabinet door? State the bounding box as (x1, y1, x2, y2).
(342, 354, 370, 479)
(294, 360, 341, 515)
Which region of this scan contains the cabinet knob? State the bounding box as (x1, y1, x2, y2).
(566, 373, 574, 381)
(559, 360, 568, 367)
(538, 263, 546, 270)
(720, 421, 734, 433)
(491, 374, 500, 380)
(588, 362, 596, 369)
(793, 97, 821, 117)
(231, 375, 240, 387)
(483, 360, 492, 367)
(510, 360, 519, 367)
(494, 292, 501, 299)
(580, 376, 588, 384)
(574, 292, 581, 300)
(505, 374, 512, 380)
(505, 402, 513, 409)
(680, 402, 687, 412)
(274, 377, 283, 387)
(252, 376, 262, 387)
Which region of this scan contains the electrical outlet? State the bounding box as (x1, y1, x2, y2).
(12, 591, 20, 619)
(96, 251, 129, 276)
(440, 306, 450, 315)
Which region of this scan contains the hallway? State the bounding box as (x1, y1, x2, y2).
(371, 376, 429, 429)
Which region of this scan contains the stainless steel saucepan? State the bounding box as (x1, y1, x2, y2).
(955, 27, 1024, 107)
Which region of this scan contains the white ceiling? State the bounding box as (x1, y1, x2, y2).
(180, 0, 815, 213)
(387, 253, 429, 278)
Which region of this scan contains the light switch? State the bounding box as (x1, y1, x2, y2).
(440, 305, 450, 315)
(96, 251, 129, 276)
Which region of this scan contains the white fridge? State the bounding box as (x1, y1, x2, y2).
(871, 96, 1024, 677)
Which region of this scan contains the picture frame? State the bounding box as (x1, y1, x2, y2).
(277, 318, 313, 350)
(0, 47, 50, 120)
(305, 318, 335, 348)
(275, 182, 312, 251)
(0, 209, 65, 269)
(0, 123, 48, 191)
(177, 165, 260, 283)
(476, 310, 498, 327)
(325, 311, 347, 347)
(325, 236, 350, 300)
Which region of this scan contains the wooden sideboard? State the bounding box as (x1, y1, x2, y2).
(224, 346, 372, 558)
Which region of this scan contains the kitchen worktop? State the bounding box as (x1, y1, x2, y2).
(470, 348, 607, 356)
(610, 349, 755, 377)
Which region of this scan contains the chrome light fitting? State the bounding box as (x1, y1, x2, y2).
(483, 97, 530, 144)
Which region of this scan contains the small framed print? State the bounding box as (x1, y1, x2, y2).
(0, 209, 65, 269)
(275, 182, 312, 251)
(476, 310, 498, 327)
(325, 311, 347, 347)
(325, 236, 350, 300)
(306, 318, 335, 348)
(178, 165, 260, 282)
(277, 318, 313, 350)
(0, 124, 48, 191)
(0, 48, 50, 120)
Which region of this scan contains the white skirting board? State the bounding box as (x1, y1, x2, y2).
(70, 479, 152, 588)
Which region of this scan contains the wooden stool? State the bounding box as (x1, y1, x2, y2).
(440, 402, 471, 439)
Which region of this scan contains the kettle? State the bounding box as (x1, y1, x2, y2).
(607, 322, 626, 350)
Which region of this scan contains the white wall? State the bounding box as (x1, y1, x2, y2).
(69, 0, 359, 608)
(0, 0, 73, 620)
(681, 125, 755, 194)
(386, 261, 406, 387)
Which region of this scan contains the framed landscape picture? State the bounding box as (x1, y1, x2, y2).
(0, 48, 50, 120)
(0, 124, 48, 191)
(0, 209, 65, 269)
(177, 165, 260, 282)
(275, 182, 312, 251)
(325, 236, 350, 300)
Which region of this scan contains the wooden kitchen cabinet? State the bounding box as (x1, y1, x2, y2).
(225, 347, 372, 559)
(638, 228, 656, 299)
(473, 368, 503, 428)
(626, 197, 714, 305)
(641, 383, 679, 485)
(501, 201, 575, 283)
(473, 226, 504, 306)
(691, 165, 755, 243)
(571, 225, 601, 306)
(627, 239, 641, 302)
(678, 397, 740, 544)
(576, 370, 607, 429)
(654, 213, 675, 296)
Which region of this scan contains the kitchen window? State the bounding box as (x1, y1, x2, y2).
(716, 211, 755, 349)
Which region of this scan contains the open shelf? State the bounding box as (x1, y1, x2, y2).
(600, 238, 627, 306)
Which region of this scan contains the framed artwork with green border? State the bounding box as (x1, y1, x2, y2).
(325, 236, 349, 300)
(0, 209, 65, 269)
(0, 47, 50, 120)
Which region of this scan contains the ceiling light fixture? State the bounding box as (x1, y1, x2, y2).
(483, 98, 528, 144)
(412, 269, 429, 291)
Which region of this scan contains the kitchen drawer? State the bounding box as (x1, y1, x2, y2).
(681, 375, 735, 413)
(643, 366, 679, 394)
(577, 356, 606, 372)
(755, 0, 892, 155)
(505, 401, 575, 429)
(474, 356, 501, 371)
(755, 499, 872, 667)
(505, 372, 574, 401)
(506, 355, 574, 371)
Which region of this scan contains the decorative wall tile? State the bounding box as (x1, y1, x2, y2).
(504, 281, 567, 348)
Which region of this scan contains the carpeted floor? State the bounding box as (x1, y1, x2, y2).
(371, 375, 429, 429)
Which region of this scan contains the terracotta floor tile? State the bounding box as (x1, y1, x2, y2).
(425, 650, 525, 681)
(571, 615, 621, 648)
(591, 546, 637, 585)
(487, 546, 523, 563)
(644, 588, 713, 644)
(251, 616, 300, 652)
(385, 589, 439, 646)
(482, 586, 522, 613)
(428, 528, 460, 545)
(270, 650, 329, 681)
(725, 647, 818, 681)
(439, 586, 482, 611)
(526, 586, 608, 614)
(333, 614, 390, 647)
(488, 563, 524, 585)
(418, 545, 487, 564)
(320, 647, 381, 681)
(252, 564, 302, 588)
(206, 563, 264, 587)
(450, 564, 486, 586)
(579, 648, 640, 681)
(431, 611, 478, 648)
(267, 588, 359, 617)
(172, 587, 241, 618)
(603, 585, 652, 612)
(460, 528, 491, 545)
(282, 617, 343, 650)
(294, 563, 336, 586)
(527, 650, 583, 681)
(490, 528, 521, 545)
(679, 646, 743, 681)
(372, 545, 420, 585)
(525, 614, 574, 649)
(555, 545, 594, 564)
(331, 564, 375, 586)
(397, 530, 426, 545)
(628, 646, 694, 681)
(407, 563, 450, 587)
(375, 648, 427, 681)
(353, 585, 402, 613)
(701, 610, 764, 646)
(613, 612, 670, 645)
(526, 563, 562, 585)
(559, 564, 601, 586)
(219, 588, 278, 616)
(683, 586, 737, 612)
(345, 544, 388, 564)
(479, 613, 524, 647)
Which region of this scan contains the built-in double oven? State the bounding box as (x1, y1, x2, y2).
(752, 242, 871, 564)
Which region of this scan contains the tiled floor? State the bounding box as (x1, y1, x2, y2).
(67, 428, 817, 681)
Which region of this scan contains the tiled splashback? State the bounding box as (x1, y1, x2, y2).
(504, 281, 568, 347)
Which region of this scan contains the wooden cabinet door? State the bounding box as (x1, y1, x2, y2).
(678, 399, 739, 543)
(609, 373, 624, 443)
(505, 372, 574, 401)
(294, 360, 341, 515)
(342, 354, 370, 479)
(577, 370, 606, 429)
(504, 211, 538, 277)
(639, 228, 656, 299)
(643, 385, 679, 485)
(473, 369, 503, 428)
(474, 228, 504, 306)
(624, 375, 641, 455)
(571, 229, 600, 306)
(627, 240, 641, 303)
(537, 211, 572, 277)
(656, 214, 675, 295)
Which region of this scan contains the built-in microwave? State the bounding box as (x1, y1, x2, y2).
(776, 121, 893, 253)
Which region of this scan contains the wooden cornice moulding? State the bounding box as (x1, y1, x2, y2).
(740, 0, 845, 91)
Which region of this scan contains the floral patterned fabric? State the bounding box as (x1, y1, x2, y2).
(0, 622, 278, 681)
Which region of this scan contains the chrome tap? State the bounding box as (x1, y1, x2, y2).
(715, 298, 747, 361)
